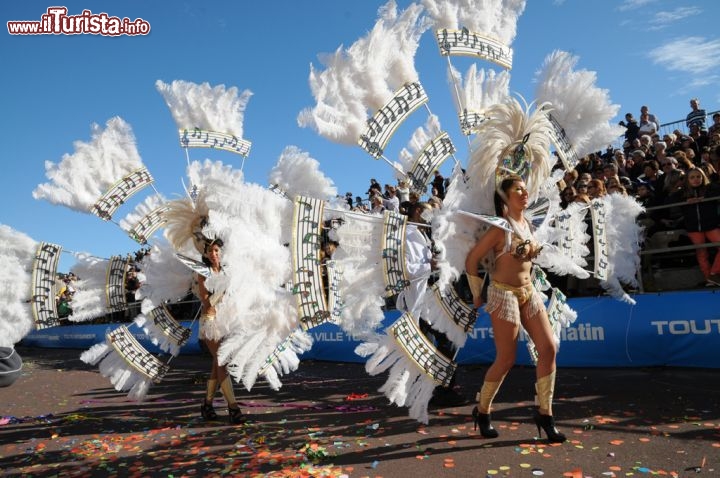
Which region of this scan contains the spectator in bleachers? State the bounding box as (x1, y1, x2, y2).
(611, 150, 630, 177)
(587, 178, 606, 199)
(623, 151, 642, 180)
(382, 184, 400, 212)
(573, 155, 593, 177)
(367, 178, 382, 199)
(635, 180, 656, 208)
(641, 105, 660, 128)
(712, 145, 720, 175)
(634, 179, 659, 236)
(431, 170, 445, 199)
(638, 135, 654, 156)
(708, 112, 720, 138)
(688, 124, 708, 158)
(684, 146, 699, 166)
(686, 98, 707, 130)
(619, 113, 640, 145)
(700, 160, 719, 184)
(672, 151, 694, 172)
(664, 132, 681, 155)
(354, 196, 368, 212)
(638, 113, 658, 137)
(396, 179, 410, 205)
(661, 168, 686, 200)
(602, 162, 619, 182)
(639, 159, 664, 196)
(560, 185, 576, 209)
(578, 171, 592, 184)
(606, 181, 628, 196)
(563, 169, 578, 189)
(671, 167, 720, 286)
(709, 127, 720, 149)
(575, 180, 589, 197)
(399, 190, 420, 216)
(620, 176, 635, 194)
(659, 156, 679, 188)
(369, 194, 385, 214)
(651, 141, 671, 166)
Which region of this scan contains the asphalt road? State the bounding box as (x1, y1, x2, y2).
(1, 346, 718, 477)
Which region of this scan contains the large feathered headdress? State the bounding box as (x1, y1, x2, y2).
(464, 96, 554, 213)
(163, 193, 211, 257)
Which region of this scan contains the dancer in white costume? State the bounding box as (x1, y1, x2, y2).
(195, 239, 244, 424)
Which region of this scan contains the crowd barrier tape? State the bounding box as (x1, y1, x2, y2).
(21, 290, 720, 368)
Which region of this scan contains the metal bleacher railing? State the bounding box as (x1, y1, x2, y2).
(656, 109, 720, 137)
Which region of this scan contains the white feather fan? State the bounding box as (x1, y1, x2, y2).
(0, 225, 39, 347)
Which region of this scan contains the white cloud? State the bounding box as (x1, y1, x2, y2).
(648, 7, 702, 30)
(648, 36, 720, 75)
(687, 74, 720, 89)
(618, 0, 657, 12)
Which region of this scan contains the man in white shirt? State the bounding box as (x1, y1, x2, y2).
(382, 185, 400, 212)
(398, 202, 465, 406)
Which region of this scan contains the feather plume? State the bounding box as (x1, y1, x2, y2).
(298, 1, 429, 144)
(447, 64, 511, 123)
(395, 114, 443, 180)
(0, 225, 38, 347)
(260, 330, 314, 391)
(362, 333, 437, 424)
(599, 193, 644, 304)
(67, 253, 116, 323)
(32, 117, 146, 213)
(118, 193, 167, 242)
(155, 80, 252, 138)
(534, 50, 624, 158)
(332, 211, 387, 339)
(138, 239, 195, 305)
(80, 335, 160, 401)
(268, 146, 338, 200)
(422, 0, 526, 45)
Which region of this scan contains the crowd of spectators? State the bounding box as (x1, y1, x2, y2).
(556, 100, 720, 287)
(339, 99, 720, 290)
(342, 169, 449, 218)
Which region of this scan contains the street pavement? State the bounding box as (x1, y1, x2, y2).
(1, 346, 718, 477)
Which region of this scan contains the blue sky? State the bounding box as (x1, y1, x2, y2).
(2, 0, 719, 271)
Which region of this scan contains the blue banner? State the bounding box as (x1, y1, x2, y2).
(301, 290, 720, 368)
(20, 321, 203, 355)
(21, 290, 720, 368)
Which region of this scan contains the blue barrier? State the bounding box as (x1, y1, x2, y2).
(20, 321, 203, 355)
(21, 290, 720, 368)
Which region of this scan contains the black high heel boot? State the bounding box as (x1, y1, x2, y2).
(228, 405, 245, 425)
(532, 409, 566, 443)
(200, 399, 218, 420)
(472, 406, 499, 438)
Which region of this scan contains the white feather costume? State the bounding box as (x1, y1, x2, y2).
(0, 225, 42, 348)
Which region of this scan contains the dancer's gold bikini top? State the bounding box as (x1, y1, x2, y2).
(496, 218, 543, 262)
